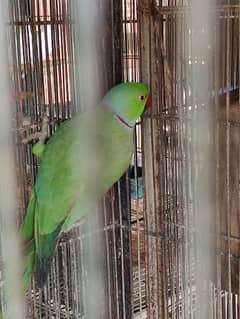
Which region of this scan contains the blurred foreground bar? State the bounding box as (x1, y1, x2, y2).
(0, 1, 24, 318)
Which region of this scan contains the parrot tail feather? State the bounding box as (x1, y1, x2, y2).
(35, 220, 66, 289)
(36, 256, 53, 289)
(23, 239, 36, 291)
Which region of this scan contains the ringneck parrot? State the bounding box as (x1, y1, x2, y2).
(21, 82, 149, 290)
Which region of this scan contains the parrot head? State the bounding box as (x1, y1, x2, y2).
(102, 82, 149, 128)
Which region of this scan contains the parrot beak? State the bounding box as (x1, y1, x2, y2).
(146, 96, 151, 108)
(143, 96, 151, 116)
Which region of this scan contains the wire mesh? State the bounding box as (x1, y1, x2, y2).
(8, 1, 81, 317)
(139, 1, 240, 319)
(10, 0, 74, 226)
(7, 0, 138, 318)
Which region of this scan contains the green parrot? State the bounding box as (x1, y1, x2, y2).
(21, 82, 149, 290)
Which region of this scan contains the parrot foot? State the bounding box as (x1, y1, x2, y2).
(22, 115, 49, 159)
(22, 114, 49, 144)
(38, 115, 49, 144)
(22, 115, 49, 144)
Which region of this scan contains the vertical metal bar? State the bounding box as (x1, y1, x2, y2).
(49, 0, 59, 121)
(0, 1, 24, 318)
(140, 1, 165, 318)
(111, 198, 121, 319)
(225, 2, 232, 319)
(215, 6, 223, 319)
(103, 199, 113, 319)
(117, 182, 127, 319)
(114, 1, 135, 318)
(176, 13, 183, 319)
(189, 0, 215, 318)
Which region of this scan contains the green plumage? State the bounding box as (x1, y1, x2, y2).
(21, 82, 149, 289)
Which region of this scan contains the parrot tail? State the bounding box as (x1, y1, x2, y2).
(36, 257, 52, 289)
(23, 239, 36, 291)
(35, 220, 65, 288)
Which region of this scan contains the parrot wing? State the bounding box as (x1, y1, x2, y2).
(33, 115, 88, 287)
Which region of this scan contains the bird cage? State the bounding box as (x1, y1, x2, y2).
(1, 0, 240, 319)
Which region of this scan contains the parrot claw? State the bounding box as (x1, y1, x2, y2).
(22, 115, 49, 159)
(22, 114, 49, 145)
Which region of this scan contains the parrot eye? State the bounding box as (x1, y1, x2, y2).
(138, 95, 145, 102)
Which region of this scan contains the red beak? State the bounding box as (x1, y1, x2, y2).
(146, 96, 151, 108)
